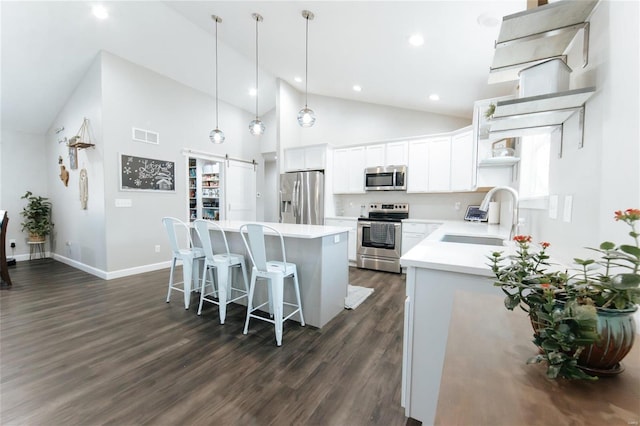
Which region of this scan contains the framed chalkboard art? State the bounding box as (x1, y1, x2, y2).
(120, 154, 175, 192)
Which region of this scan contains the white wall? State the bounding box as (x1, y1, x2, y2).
(0, 130, 48, 259)
(45, 54, 106, 270)
(298, 93, 471, 147)
(100, 52, 261, 273)
(524, 0, 640, 264)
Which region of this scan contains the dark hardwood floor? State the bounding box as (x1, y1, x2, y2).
(1, 259, 416, 425)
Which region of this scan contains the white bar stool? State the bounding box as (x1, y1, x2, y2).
(193, 219, 249, 324)
(240, 223, 305, 346)
(162, 217, 205, 309)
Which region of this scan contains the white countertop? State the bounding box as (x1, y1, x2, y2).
(209, 220, 350, 239)
(400, 220, 512, 276)
(324, 216, 359, 221)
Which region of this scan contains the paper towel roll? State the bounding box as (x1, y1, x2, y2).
(488, 201, 500, 224)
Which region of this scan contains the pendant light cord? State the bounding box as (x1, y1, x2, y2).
(304, 15, 309, 108)
(255, 15, 259, 120)
(215, 18, 219, 129)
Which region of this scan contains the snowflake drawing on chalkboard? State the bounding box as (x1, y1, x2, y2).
(120, 154, 175, 191)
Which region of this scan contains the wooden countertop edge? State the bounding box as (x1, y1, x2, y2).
(434, 290, 640, 426)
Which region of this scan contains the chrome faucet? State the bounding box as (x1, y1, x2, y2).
(479, 186, 519, 239)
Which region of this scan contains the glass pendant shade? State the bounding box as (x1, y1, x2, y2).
(249, 119, 265, 136)
(209, 128, 225, 144)
(297, 107, 316, 127)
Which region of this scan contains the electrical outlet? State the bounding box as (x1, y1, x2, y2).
(454, 202, 461, 211)
(9, 239, 16, 248)
(155, 245, 161, 253)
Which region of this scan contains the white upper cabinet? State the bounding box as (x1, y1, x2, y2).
(407, 140, 429, 192)
(408, 137, 456, 192)
(426, 137, 451, 192)
(333, 147, 366, 194)
(365, 144, 386, 168)
(386, 141, 408, 166)
(450, 129, 475, 192)
(364, 141, 408, 168)
(284, 145, 327, 172)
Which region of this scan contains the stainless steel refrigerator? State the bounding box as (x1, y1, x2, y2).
(280, 171, 324, 225)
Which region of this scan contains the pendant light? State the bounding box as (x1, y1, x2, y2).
(297, 10, 316, 128)
(249, 13, 265, 136)
(209, 15, 225, 144)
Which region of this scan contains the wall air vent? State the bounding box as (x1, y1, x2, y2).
(132, 127, 159, 145)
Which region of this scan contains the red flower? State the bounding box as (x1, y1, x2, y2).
(513, 235, 532, 243)
(541, 242, 550, 249)
(541, 283, 550, 289)
(615, 208, 640, 222)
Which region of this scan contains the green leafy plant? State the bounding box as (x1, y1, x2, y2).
(489, 209, 640, 380)
(20, 191, 53, 239)
(484, 103, 496, 119)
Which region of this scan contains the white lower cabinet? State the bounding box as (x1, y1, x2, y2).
(403, 266, 502, 423)
(324, 218, 357, 262)
(401, 222, 441, 256)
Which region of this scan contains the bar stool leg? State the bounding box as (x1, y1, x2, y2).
(272, 275, 285, 346)
(243, 272, 258, 335)
(292, 270, 305, 326)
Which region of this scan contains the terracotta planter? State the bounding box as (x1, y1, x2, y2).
(578, 306, 637, 375)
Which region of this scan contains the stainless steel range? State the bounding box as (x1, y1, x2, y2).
(356, 203, 409, 274)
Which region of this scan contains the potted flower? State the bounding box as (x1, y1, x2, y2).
(20, 191, 53, 242)
(489, 209, 639, 380)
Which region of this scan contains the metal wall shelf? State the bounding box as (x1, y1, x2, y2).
(489, 0, 599, 83)
(489, 87, 595, 157)
(478, 157, 520, 168)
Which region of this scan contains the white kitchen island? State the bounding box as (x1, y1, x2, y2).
(197, 221, 350, 329)
(400, 221, 511, 424)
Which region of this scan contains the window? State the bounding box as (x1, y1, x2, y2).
(518, 133, 551, 199)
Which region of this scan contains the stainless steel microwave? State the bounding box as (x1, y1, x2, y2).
(364, 165, 407, 191)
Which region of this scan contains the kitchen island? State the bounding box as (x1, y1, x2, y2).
(400, 220, 511, 423)
(197, 220, 350, 328)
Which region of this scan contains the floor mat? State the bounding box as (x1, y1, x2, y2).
(344, 285, 374, 309)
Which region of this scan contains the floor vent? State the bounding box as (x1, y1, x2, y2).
(132, 127, 159, 144)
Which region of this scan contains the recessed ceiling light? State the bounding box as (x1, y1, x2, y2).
(429, 94, 440, 101)
(294, 76, 303, 83)
(408, 34, 424, 47)
(92, 5, 109, 20)
(352, 85, 362, 92)
(249, 88, 257, 96)
(477, 13, 500, 28)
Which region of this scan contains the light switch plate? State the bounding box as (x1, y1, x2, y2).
(548, 195, 558, 219)
(115, 198, 132, 208)
(334, 234, 340, 244)
(563, 195, 573, 223)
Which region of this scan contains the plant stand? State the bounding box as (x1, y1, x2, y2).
(28, 241, 45, 260)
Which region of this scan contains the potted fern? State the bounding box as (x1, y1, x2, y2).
(20, 191, 53, 242)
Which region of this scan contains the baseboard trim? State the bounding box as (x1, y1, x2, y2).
(51, 254, 171, 280)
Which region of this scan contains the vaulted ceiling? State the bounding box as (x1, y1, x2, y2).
(1, 1, 526, 135)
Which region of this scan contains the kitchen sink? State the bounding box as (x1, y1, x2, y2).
(440, 234, 504, 246)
